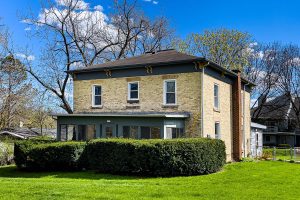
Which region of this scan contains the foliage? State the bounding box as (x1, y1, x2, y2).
(0, 162, 299, 199)
(26, 142, 87, 171)
(175, 28, 252, 70)
(14, 139, 54, 169)
(14, 138, 226, 176)
(0, 142, 14, 165)
(87, 138, 226, 176)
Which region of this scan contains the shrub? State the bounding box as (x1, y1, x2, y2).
(278, 144, 291, 148)
(0, 142, 14, 165)
(26, 142, 87, 171)
(87, 138, 226, 176)
(14, 139, 53, 169)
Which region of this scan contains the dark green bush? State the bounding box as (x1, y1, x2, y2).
(87, 138, 226, 176)
(26, 142, 87, 171)
(14, 139, 54, 169)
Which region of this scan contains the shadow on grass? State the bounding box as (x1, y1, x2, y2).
(0, 165, 142, 180)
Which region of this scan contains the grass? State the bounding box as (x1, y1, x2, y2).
(0, 161, 299, 200)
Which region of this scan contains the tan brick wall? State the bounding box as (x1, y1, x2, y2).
(202, 73, 233, 161)
(73, 72, 202, 136)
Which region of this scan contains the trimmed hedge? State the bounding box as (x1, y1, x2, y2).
(87, 138, 226, 176)
(14, 138, 226, 176)
(15, 140, 87, 171)
(14, 139, 54, 169)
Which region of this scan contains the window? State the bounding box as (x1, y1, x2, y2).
(215, 122, 220, 139)
(266, 135, 271, 142)
(166, 127, 184, 139)
(60, 125, 76, 141)
(123, 126, 138, 139)
(164, 80, 176, 105)
(92, 85, 102, 107)
(105, 126, 113, 138)
(141, 127, 161, 139)
(128, 82, 139, 100)
(214, 84, 219, 110)
(77, 125, 96, 141)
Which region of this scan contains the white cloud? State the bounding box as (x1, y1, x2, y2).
(24, 27, 31, 31)
(143, 0, 159, 4)
(16, 53, 35, 61)
(55, 0, 89, 10)
(94, 5, 103, 11)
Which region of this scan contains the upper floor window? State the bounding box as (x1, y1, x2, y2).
(215, 122, 221, 139)
(164, 80, 176, 105)
(214, 83, 219, 110)
(128, 82, 139, 100)
(92, 85, 102, 107)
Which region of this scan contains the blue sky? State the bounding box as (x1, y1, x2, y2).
(1, 0, 300, 56)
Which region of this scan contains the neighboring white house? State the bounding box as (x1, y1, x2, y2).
(250, 122, 266, 157)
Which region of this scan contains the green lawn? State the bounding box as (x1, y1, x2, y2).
(0, 161, 299, 200)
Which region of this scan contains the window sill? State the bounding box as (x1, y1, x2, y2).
(162, 104, 179, 108)
(91, 105, 103, 109)
(126, 105, 140, 109)
(213, 108, 220, 112)
(127, 99, 139, 104)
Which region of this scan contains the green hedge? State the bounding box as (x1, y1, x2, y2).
(87, 138, 226, 176)
(14, 140, 88, 171)
(14, 138, 226, 176)
(14, 139, 54, 169)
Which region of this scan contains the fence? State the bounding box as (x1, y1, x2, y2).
(263, 147, 300, 162)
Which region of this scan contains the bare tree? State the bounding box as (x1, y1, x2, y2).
(22, 0, 173, 113)
(245, 43, 283, 119)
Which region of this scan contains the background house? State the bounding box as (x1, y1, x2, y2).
(252, 94, 300, 147)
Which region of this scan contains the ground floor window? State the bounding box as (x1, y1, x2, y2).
(215, 122, 221, 139)
(60, 124, 76, 141)
(165, 127, 184, 139)
(78, 125, 96, 141)
(265, 135, 271, 142)
(141, 127, 161, 139)
(105, 126, 113, 138)
(123, 126, 138, 139)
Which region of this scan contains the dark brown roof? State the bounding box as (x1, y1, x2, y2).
(67, 49, 255, 86)
(88, 49, 199, 69)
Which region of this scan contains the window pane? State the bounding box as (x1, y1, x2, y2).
(166, 81, 175, 92)
(94, 86, 101, 95)
(94, 96, 101, 105)
(215, 122, 220, 139)
(60, 125, 67, 141)
(123, 126, 130, 138)
(106, 126, 113, 138)
(214, 84, 219, 108)
(78, 125, 86, 141)
(86, 125, 96, 140)
(130, 126, 138, 139)
(166, 93, 175, 104)
(67, 125, 76, 141)
(151, 127, 161, 139)
(141, 127, 150, 139)
(130, 83, 138, 91)
(130, 91, 138, 99)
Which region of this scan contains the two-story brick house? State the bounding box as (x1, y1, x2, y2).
(54, 49, 254, 161)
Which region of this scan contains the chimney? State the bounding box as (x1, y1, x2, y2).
(232, 69, 242, 161)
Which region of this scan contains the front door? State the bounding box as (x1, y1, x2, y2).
(104, 125, 115, 138)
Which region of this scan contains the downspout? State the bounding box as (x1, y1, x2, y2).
(202, 66, 205, 137)
(243, 82, 250, 158)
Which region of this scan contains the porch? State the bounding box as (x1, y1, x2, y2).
(53, 112, 189, 141)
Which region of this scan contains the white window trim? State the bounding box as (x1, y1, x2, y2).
(214, 83, 220, 110)
(127, 81, 139, 100)
(92, 85, 102, 107)
(163, 79, 177, 105)
(215, 121, 221, 139)
(164, 125, 176, 139)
